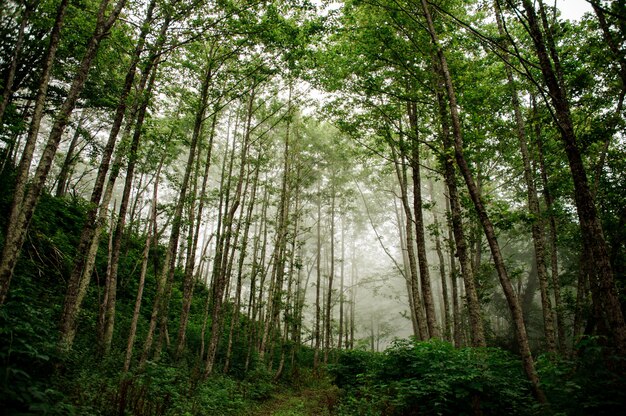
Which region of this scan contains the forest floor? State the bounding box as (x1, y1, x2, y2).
(247, 383, 341, 416)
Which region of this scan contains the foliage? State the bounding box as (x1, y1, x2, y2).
(330, 338, 626, 416)
(536, 337, 626, 416)
(331, 339, 535, 416)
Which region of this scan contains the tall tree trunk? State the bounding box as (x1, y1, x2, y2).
(123, 156, 163, 372)
(245, 174, 269, 372)
(532, 96, 566, 352)
(392, 143, 428, 340)
(519, 0, 626, 354)
(314, 181, 322, 370)
(58, 0, 160, 349)
(324, 187, 335, 363)
(261, 91, 292, 363)
(205, 114, 245, 377)
(0, 2, 32, 125)
(174, 60, 216, 358)
(338, 216, 345, 349)
(98, 50, 166, 355)
(434, 86, 485, 347)
(224, 94, 259, 372)
(0, 0, 71, 304)
(59, 15, 164, 351)
(433, 207, 451, 342)
(407, 101, 439, 338)
(494, 1, 556, 353)
(422, 0, 544, 401)
(395, 198, 420, 337)
(446, 197, 462, 348)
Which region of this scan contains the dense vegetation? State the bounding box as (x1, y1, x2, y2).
(0, 0, 625, 415)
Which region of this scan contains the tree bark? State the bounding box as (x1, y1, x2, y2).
(446, 197, 462, 348)
(392, 142, 428, 340)
(314, 181, 322, 370)
(59, 13, 163, 352)
(422, 0, 545, 402)
(433, 207, 451, 342)
(123, 156, 163, 372)
(324, 187, 335, 363)
(174, 59, 216, 359)
(407, 100, 440, 338)
(519, 0, 626, 355)
(495, 1, 556, 353)
(435, 82, 485, 348)
(0, 2, 33, 125)
(0, 0, 71, 304)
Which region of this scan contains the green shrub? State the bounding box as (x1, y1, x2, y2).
(536, 336, 626, 416)
(332, 339, 534, 416)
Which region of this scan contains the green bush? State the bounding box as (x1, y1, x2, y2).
(536, 336, 626, 416)
(331, 339, 534, 416)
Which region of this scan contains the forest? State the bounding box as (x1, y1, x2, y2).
(0, 0, 624, 414)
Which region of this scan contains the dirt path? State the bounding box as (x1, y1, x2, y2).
(247, 385, 340, 416)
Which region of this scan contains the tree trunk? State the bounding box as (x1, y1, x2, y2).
(520, 0, 626, 354)
(338, 216, 345, 349)
(422, 0, 545, 402)
(174, 60, 216, 359)
(433, 207, 451, 342)
(407, 100, 440, 338)
(0, 2, 33, 125)
(261, 91, 292, 364)
(494, 1, 556, 353)
(205, 115, 244, 377)
(59, 13, 163, 352)
(123, 156, 163, 372)
(0, 0, 71, 304)
(435, 84, 485, 348)
(392, 143, 428, 340)
(57, 0, 160, 350)
(446, 197, 462, 348)
(395, 198, 420, 337)
(314, 181, 322, 370)
(532, 96, 566, 352)
(324, 187, 335, 363)
(55, 114, 84, 197)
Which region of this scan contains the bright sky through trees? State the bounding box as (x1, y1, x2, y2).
(557, 0, 593, 20)
(0, 0, 624, 414)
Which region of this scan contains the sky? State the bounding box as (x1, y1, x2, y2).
(556, 0, 593, 21)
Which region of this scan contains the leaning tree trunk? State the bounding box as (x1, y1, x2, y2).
(123, 156, 163, 372)
(174, 59, 215, 358)
(519, 0, 626, 355)
(0, 2, 33, 125)
(60, 1, 161, 350)
(0, 0, 71, 305)
(494, 1, 556, 353)
(435, 84, 485, 348)
(55, 114, 84, 197)
(421, 0, 545, 402)
(59, 18, 163, 352)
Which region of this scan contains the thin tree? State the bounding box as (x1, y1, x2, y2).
(516, 0, 626, 353)
(421, 0, 545, 402)
(494, 0, 556, 353)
